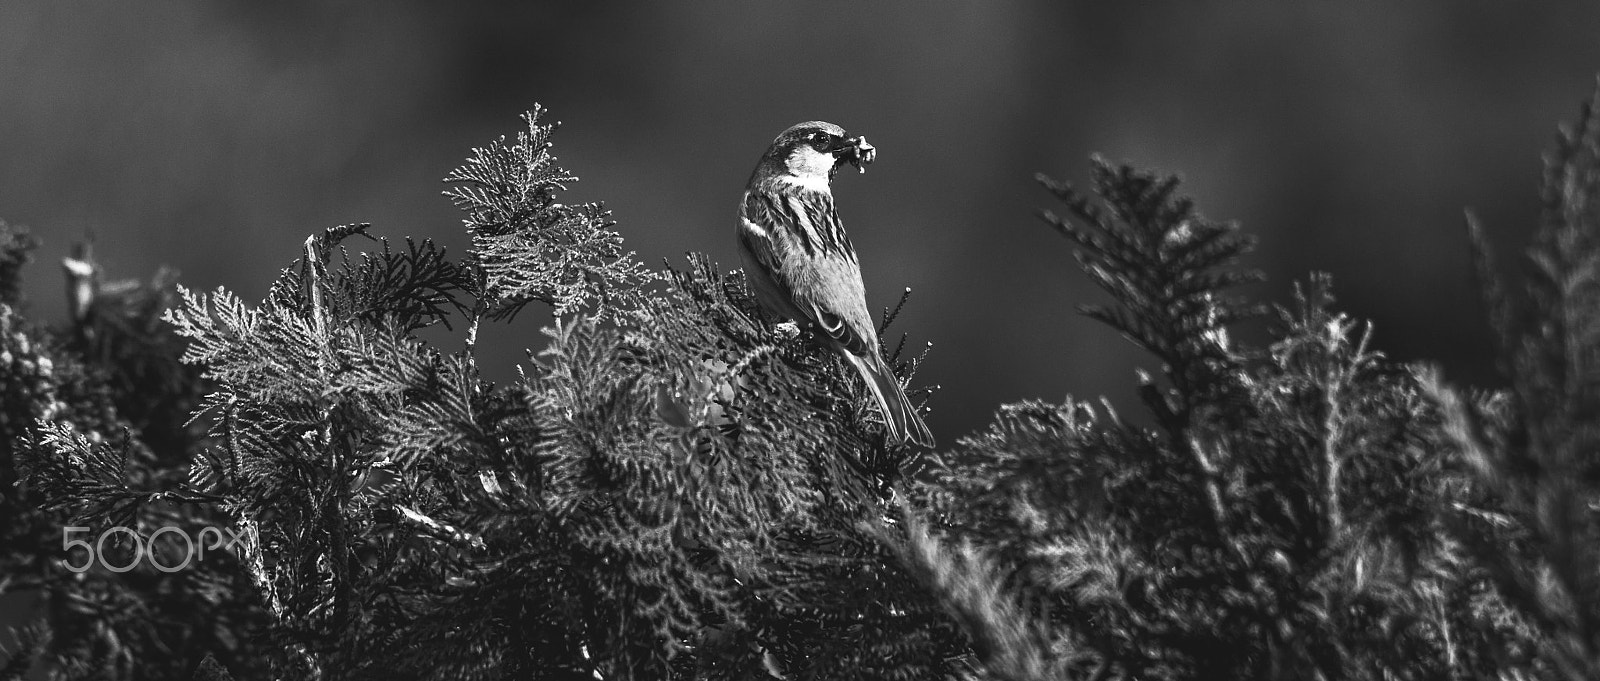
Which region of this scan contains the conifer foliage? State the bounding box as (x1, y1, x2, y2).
(2, 109, 946, 680)
(1426, 82, 1600, 681)
(2, 220, 264, 681)
(900, 158, 1535, 680)
(3, 86, 1600, 680)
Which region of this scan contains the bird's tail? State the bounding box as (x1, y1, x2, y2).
(845, 352, 935, 448)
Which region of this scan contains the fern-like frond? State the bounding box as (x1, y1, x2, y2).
(1037, 159, 1265, 422)
(444, 109, 655, 320)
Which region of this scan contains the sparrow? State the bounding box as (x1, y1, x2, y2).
(737, 121, 935, 448)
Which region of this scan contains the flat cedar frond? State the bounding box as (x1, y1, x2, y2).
(1037, 159, 1266, 423)
(165, 285, 329, 405)
(261, 227, 467, 335)
(442, 106, 575, 233)
(342, 237, 468, 331)
(367, 353, 480, 468)
(14, 422, 142, 526)
(444, 108, 655, 320)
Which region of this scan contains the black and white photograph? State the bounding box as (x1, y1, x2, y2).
(3, 4, 1600, 679)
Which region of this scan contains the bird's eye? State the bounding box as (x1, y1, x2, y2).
(811, 132, 829, 143)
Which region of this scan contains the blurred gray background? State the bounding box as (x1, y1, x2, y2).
(4, 2, 1599, 443)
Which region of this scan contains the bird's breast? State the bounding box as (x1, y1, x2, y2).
(741, 185, 856, 262)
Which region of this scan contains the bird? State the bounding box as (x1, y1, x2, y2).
(736, 121, 935, 448)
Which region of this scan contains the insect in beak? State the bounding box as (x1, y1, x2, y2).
(837, 136, 876, 173)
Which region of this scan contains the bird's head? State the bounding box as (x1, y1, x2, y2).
(764, 121, 876, 183)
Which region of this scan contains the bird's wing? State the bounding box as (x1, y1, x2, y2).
(795, 256, 876, 358)
(742, 187, 879, 358)
(737, 212, 785, 284)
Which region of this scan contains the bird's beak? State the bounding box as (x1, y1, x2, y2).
(835, 135, 876, 173)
